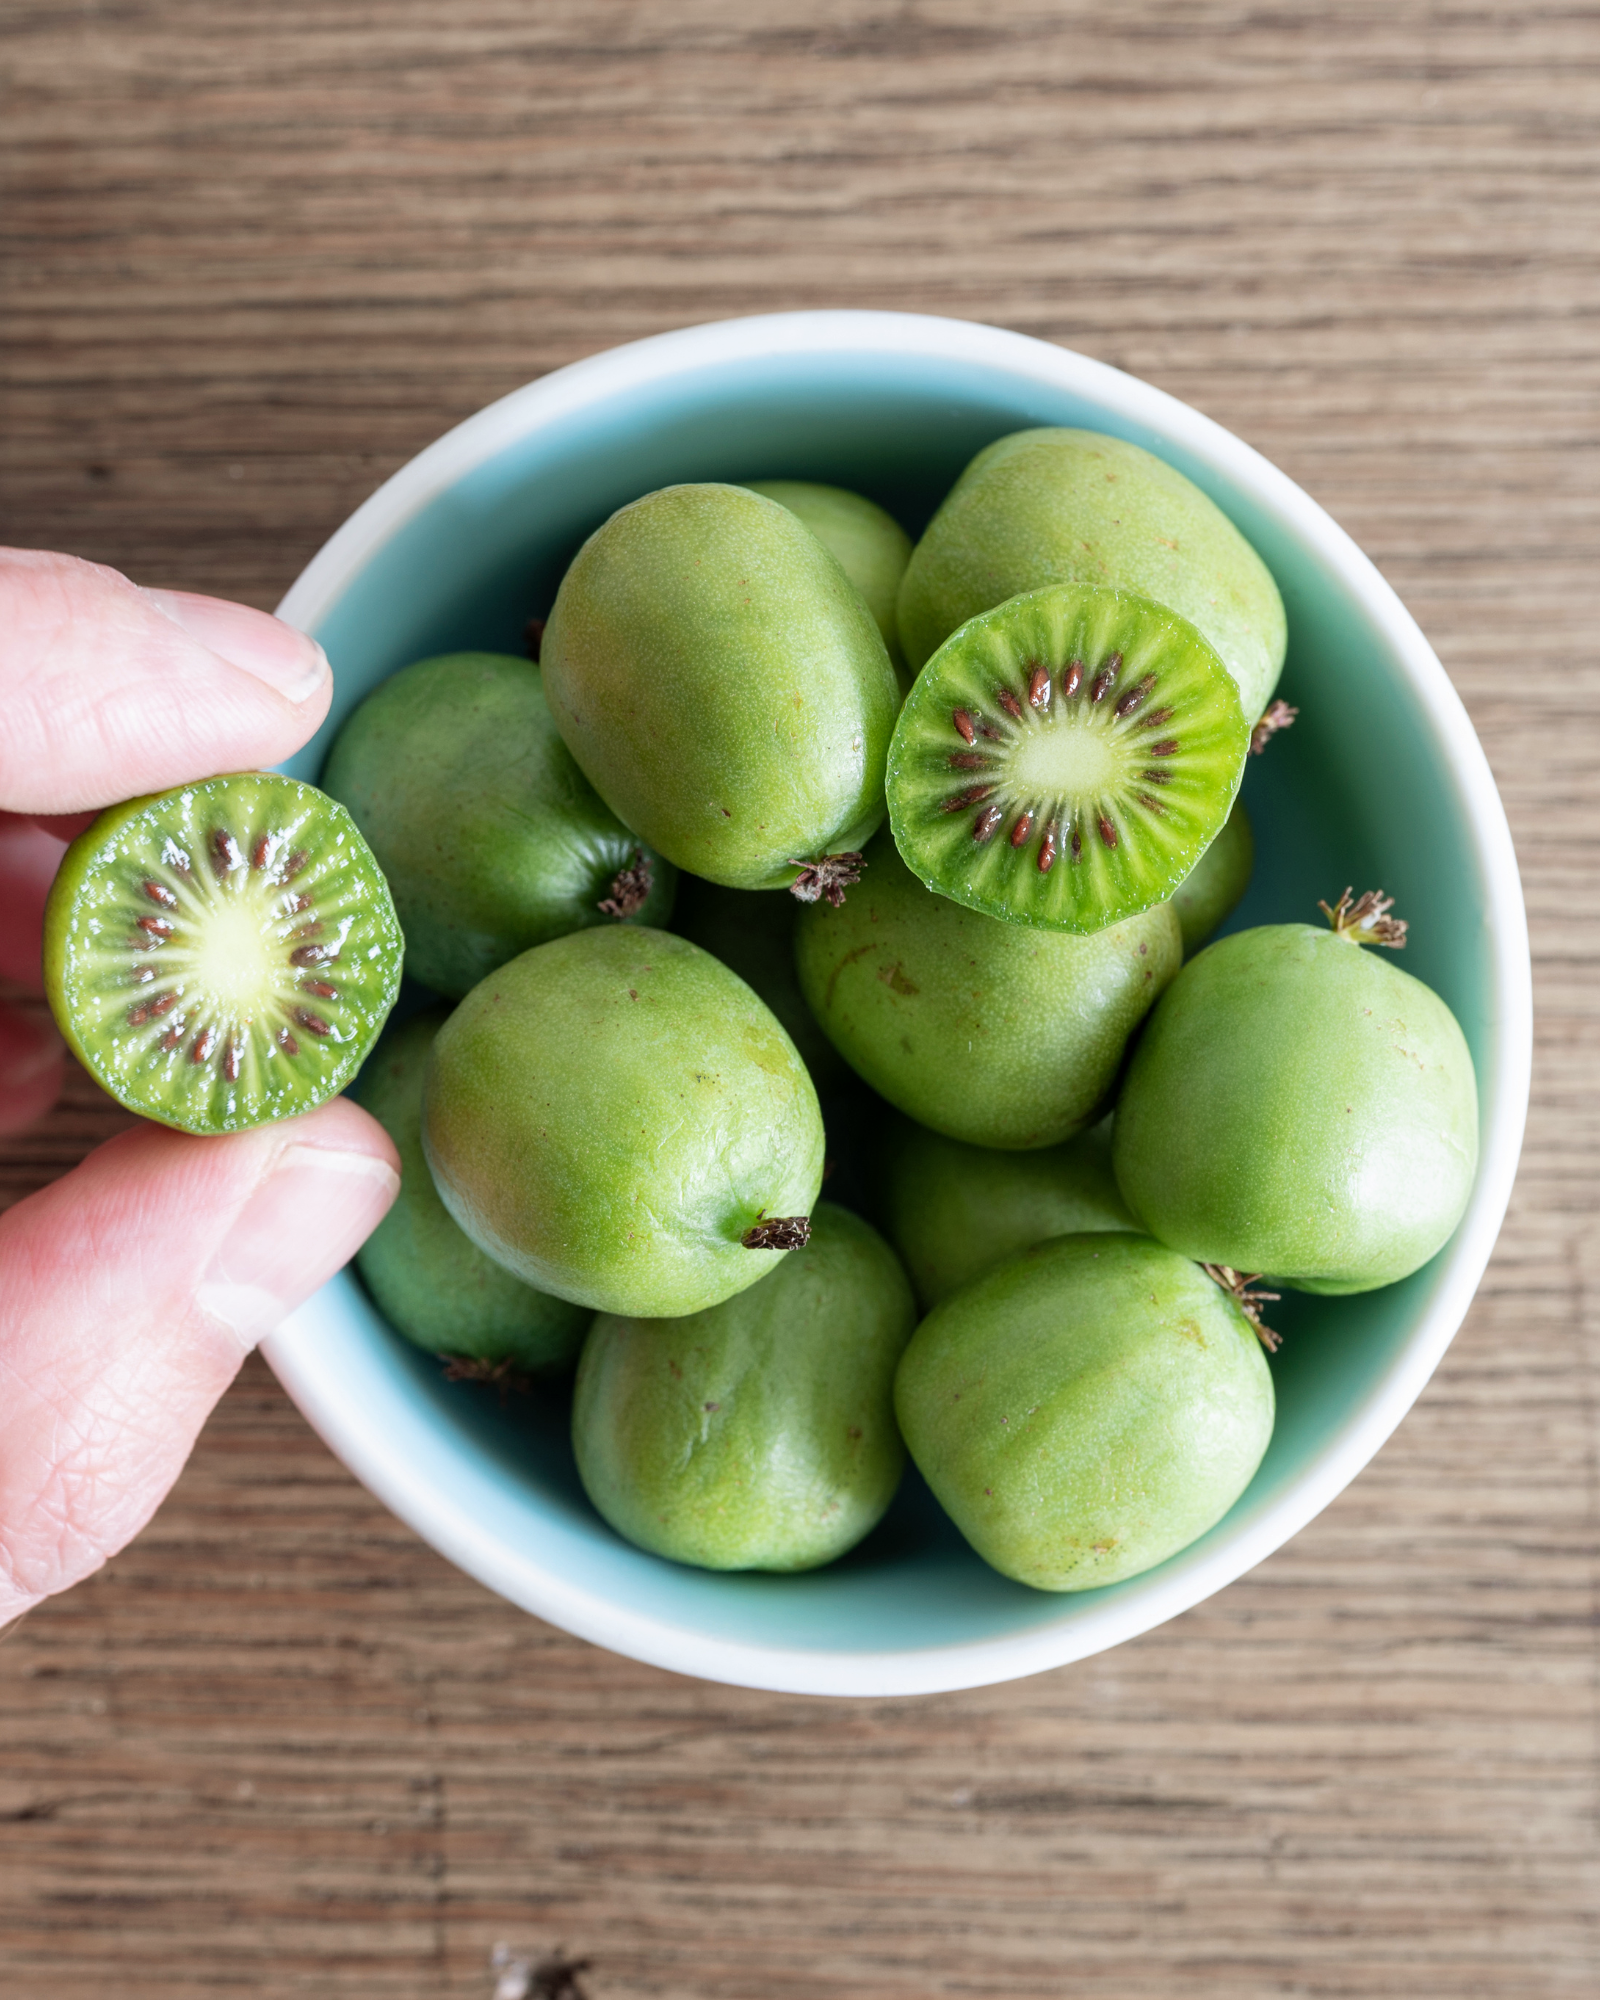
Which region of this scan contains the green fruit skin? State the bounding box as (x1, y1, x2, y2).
(895, 1233, 1275, 1591)
(573, 1203, 916, 1572)
(1170, 798, 1254, 956)
(671, 872, 849, 1090)
(355, 1011, 589, 1371)
(741, 480, 914, 694)
(878, 1113, 1136, 1309)
(42, 774, 402, 1136)
(541, 484, 901, 890)
(1113, 925, 1480, 1293)
(322, 651, 675, 998)
(794, 833, 1182, 1150)
(422, 927, 826, 1318)
(897, 428, 1288, 721)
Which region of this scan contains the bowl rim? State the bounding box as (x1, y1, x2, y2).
(267, 309, 1532, 1697)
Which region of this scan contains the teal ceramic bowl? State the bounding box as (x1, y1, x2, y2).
(266, 312, 1530, 1696)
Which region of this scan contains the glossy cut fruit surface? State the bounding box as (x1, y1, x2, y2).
(742, 480, 914, 693)
(895, 1233, 1275, 1591)
(1113, 922, 1480, 1292)
(422, 927, 825, 1318)
(877, 1114, 1135, 1309)
(1169, 798, 1254, 956)
(573, 1203, 916, 1572)
(795, 832, 1180, 1150)
(540, 483, 900, 891)
(898, 427, 1288, 721)
(887, 585, 1249, 933)
(44, 772, 402, 1134)
(355, 1010, 589, 1372)
(321, 651, 674, 998)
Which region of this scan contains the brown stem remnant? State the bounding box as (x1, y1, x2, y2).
(1201, 1264, 1284, 1351)
(442, 1355, 531, 1401)
(598, 851, 654, 919)
(1249, 698, 1298, 755)
(1319, 886, 1408, 949)
(787, 851, 865, 908)
(742, 1214, 811, 1250)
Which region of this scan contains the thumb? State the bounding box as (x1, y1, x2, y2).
(0, 1096, 398, 1626)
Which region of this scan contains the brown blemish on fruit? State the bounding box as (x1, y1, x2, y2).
(877, 961, 918, 997)
(973, 803, 1003, 842)
(952, 707, 976, 744)
(824, 940, 876, 1010)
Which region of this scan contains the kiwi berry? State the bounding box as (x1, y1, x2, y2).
(876, 1113, 1135, 1309)
(355, 1010, 588, 1374)
(894, 1233, 1275, 1591)
(422, 926, 825, 1318)
(897, 426, 1288, 722)
(573, 1202, 915, 1572)
(322, 651, 675, 998)
(741, 480, 914, 694)
(1170, 797, 1254, 956)
(887, 585, 1249, 934)
(43, 773, 402, 1135)
(540, 483, 899, 896)
(794, 831, 1180, 1150)
(1113, 891, 1479, 1293)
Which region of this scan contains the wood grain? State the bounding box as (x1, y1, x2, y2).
(2, 4, 1597, 1994)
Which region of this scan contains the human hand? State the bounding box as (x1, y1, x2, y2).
(0, 550, 400, 1628)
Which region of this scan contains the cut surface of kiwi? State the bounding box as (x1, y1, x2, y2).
(44, 772, 403, 1134)
(886, 584, 1249, 934)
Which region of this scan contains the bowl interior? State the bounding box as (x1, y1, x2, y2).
(272, 335, 1504, 1682)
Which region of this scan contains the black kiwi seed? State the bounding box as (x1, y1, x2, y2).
(885, 584, 1251, 934)
(43, 772, 404, 1135)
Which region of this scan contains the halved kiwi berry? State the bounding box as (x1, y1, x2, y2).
(43, 772, 403, 1135)
(886, 584, 1250, 933)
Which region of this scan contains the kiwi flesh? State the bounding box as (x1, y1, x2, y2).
(355, 1010, 589, 1373)
(322, 651, 675, 998)
(43, 772, 403, 1135)
(741, 481, 915, 695)
(1170, 798, 1254, 955)
(897, 426, 1288, 722)
(887, 584, 1249, 934)
(876, 1113, 1136, 1310)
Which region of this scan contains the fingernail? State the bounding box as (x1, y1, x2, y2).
(142, 587, 330, 705)
(196, 1140, 399, 1351)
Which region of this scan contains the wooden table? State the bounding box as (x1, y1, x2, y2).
(2, 6, 1595, 1994)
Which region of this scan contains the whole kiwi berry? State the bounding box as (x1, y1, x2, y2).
(573, 1202, 916, 1572)
(794, 831, 1180, 1150)
(876, 1113, 1135, 1310)
(355, 1010, 588, 1374)
(1113, 890, 1479, 1292)
(422, 926, 826, 1318)
(740, 480, 914, 695)
(897, 427, 1288, 724)
(43, 772, 402, 1135)
(894, 1233, 1275, 1591)
(322, 650, 675, 998)
(541, 483, 900, 898)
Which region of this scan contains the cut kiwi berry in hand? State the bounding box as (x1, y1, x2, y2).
(44, 772, 403, 1135)
(886, 583, 1250, 933)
